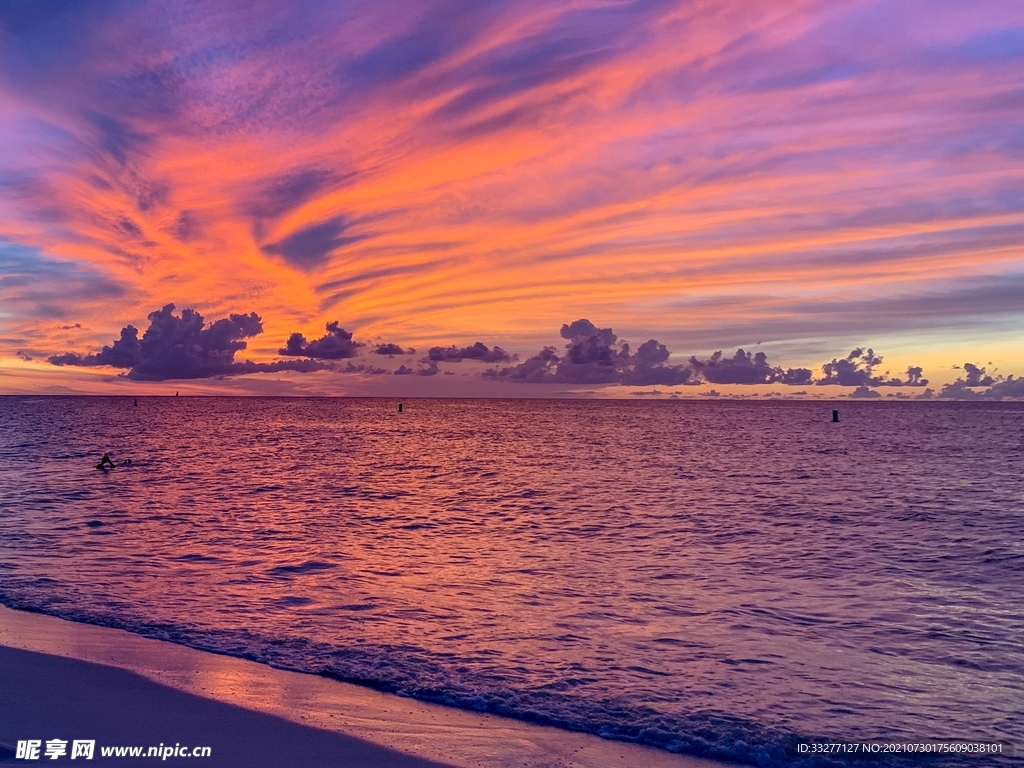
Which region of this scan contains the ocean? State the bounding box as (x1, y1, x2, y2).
(0, 396, 1021, 765)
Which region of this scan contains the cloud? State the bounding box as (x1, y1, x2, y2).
(818, 348, 884, 386)
(484, 346, 560, 382)
(279, 321, 363, 359)
(48, 303, 331, 380)
(817, 349, 928, 387)
(981, 377, 1024, 400)
(690, 349, 777, 385)
(485, 318, 693, 385)
(958, 362, 995, 387)
(685, 348, 814, 386)
(48, 324, 141, 368)
(342, 362, 388, 375)
(485, 319, 821, 386)
(261, 217, 363, 271)
(625, 339, 693, 385)
(904, 366, 928, 386)
(244, 168, 345, 222)
(938, 363, 1024, 400)
(394, 361, 439, 376)
(374, 342, 414, 356)
(555, 319, 630, 383)
(481, 319, 945, 392)
(0, 241, 126, 321)
(427, 341, 512, 363)
(849, 385, 881, 398)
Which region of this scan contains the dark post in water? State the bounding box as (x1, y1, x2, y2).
(832, 409, 840, 423)
(398, 403, 404, 413)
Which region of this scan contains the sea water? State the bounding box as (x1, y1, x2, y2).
(0, 397, 1021, 764)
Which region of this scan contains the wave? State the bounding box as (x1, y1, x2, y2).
(1, 593, 1001, 768)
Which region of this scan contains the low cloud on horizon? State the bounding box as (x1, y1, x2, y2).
(40, 306, 1023, 399)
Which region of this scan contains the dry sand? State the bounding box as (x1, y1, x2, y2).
(0, 605, 726, 768)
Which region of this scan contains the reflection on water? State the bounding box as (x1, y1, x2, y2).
(0, 397, 1021, 763)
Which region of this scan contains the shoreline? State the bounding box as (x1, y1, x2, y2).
(0, 604, 726, 768)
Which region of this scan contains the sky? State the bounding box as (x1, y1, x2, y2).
(1, 0, 1022, 398)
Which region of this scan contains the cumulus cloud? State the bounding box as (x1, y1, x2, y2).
(684, 348, 813, 385)
(485, 318, 692, 385)
(818, 349, 928, 387)
(982, 377, 1024, 400)
(427, 341, 513, 363)
(484, 346, 560, 382)
(279, 321, 363, 359)
(690, 349, 765, 384)
(939, 363, 1024, 400)
(394, 361, 438, 376)
(628, 339, 693, 385)
(958, 362, 994, 387)
(49, 304, 331, 380)
(485, 320, 629, 383)
(484, 319, 823, 387)
(342, 362, 388, 374)
(49, 325, 143, 368)
(905, 366, 927, 386)
(849, 385, 881, 398)
(819, 348, 883, 386)
(374, 342, 414, 356)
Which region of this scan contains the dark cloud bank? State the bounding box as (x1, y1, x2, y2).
(46, 309, 1021, 398)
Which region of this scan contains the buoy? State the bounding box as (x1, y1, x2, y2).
(133, 399, 138, 406)
(398, 403, 404, 413)
(832, 409, 840, 423)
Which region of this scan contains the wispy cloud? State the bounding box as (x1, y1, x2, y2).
(1, 0, 1023, 392)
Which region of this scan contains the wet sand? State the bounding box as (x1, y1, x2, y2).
(0, 605, 725, 768)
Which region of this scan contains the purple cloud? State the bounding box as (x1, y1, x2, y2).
(49, 304, 330, 380)
(938, 363, 1022, 399)
(374, 342, 414, 356)
(279, 321, 363, 359)
(427, 341, 513, 363)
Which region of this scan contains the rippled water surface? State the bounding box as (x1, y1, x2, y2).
(1, 397, 1021, 764)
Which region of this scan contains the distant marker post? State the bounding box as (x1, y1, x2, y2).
(398, 403, 404, 413)
(832, 409, 840, 423)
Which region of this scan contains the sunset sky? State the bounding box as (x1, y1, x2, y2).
(1, 0, 1022, 397)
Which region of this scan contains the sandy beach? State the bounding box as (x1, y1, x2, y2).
(0, 605, 725, 768)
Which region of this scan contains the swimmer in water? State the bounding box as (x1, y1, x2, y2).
(96, 453, 116, 470)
